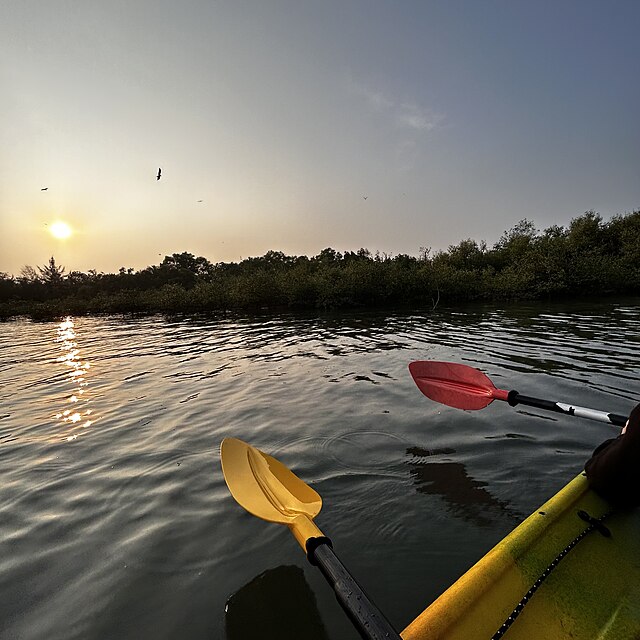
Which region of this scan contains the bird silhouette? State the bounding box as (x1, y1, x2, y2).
(363, 196, 368, 200)
(41, 187, 48, 191)
(156, 168, 162, 181)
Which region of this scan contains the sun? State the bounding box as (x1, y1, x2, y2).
(49, 221, 73, 240)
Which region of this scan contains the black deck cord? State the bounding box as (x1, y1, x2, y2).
(491, 509, 613, 640)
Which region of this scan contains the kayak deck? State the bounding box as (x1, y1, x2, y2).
(402, 472, 640, 639)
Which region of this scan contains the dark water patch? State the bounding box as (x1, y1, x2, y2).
(202, 364, 233, 377)
(371, 370, 395, 379)
(407, 460, 519, 527)
(226, 566, 329, 640)
(162, 370, 204, 380)
(353, 374, 379, 384)
(123, 371, 154, 381)
(406, 446, 457, 458)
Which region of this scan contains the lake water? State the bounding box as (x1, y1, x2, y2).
(1, 299, 638, 639)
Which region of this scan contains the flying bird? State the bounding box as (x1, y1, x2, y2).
(156, 168, 162, 181)
(41, 187, 48, 191)
(363, 196, 368, 200)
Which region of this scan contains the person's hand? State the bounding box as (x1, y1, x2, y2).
(622, 403, 640, 436)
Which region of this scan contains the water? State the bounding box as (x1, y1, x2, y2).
(1, 299, 638, 639)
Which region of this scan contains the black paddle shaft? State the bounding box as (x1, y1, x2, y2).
(507, 391, 628, 427)
(307, 539, 402, 640)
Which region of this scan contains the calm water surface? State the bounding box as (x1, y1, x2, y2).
(1, 300, 639, 639)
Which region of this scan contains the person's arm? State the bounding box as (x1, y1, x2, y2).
(585, 403, 640, 506)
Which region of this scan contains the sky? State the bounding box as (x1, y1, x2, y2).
(1, 1, 639, 276)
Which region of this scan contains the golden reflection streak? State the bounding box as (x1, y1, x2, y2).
(54, 317, 96, 441)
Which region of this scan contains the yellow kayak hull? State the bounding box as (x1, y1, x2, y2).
(402, 473, 640, 639)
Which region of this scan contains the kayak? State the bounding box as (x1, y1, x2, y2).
(401, 472, 640, 640)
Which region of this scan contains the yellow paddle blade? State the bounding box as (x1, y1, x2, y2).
(220, 438, 324, 550)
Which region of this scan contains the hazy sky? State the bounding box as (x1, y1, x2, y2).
(1, 1, 639, 275)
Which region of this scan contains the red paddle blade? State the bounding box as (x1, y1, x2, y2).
(408, 361, 509, 410)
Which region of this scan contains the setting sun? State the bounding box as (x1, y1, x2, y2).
(49, 221, 73, 240)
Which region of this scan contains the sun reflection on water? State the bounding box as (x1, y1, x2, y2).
(54, 318, 95, 441)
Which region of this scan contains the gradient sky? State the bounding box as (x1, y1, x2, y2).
(1, 1, 639, 276)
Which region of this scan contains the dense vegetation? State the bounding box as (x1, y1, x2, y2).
(1, 210, 639, 319)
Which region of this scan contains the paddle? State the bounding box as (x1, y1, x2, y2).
(220, 437, 402, 640)
(409, 360, 629, 427)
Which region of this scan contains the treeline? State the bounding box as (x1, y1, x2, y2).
(1, 210, 639, 319)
